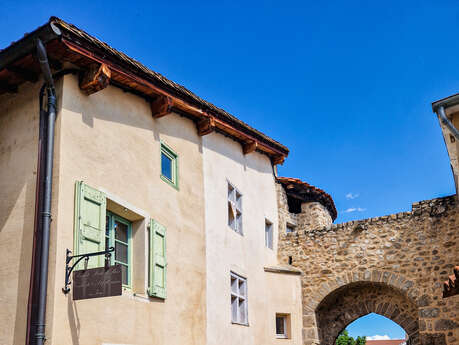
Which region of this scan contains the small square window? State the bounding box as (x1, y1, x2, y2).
(228, 182, 243, 235)
(265, 219, 273, 249)
(286, 223, 296, 233)
(230, 272, 248, 325)
(276, 314, 290, 339)
(160, 142, 178, 189)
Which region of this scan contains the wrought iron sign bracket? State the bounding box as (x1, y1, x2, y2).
(62, 247, 115, 294)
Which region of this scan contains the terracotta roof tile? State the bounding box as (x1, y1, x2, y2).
(277, 177, 337, 221)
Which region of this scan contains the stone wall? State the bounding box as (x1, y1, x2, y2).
(277, 184, 459, 345)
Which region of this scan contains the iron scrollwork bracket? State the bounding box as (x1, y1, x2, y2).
(62, 246, 115, 294)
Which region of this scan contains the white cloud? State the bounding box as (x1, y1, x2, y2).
(343, 207, 367, 213)
(366, 335, 391, 340)
(346, 192, 360, 200)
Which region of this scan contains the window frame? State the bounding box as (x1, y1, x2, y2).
(265, 219, 273, 249)
(227, 182, 243, 235)
(106, 211, 132, 288)
(286, 223, 296, 234)
(160, 141, 179, 190)
(275, 314, 289, 339)
(230, 272, 248, 325)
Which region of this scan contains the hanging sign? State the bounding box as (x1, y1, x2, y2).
(73, 264, 122, 300)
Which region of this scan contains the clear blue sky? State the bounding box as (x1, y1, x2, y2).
(2, 0, 458, 338)
(348, 313, 405, 340)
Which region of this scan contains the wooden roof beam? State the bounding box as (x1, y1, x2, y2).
(151, 95, 173, 118)
(272, 154, 285, 165)
(243, 140, 258, 155)
(197, 116, 215, 136)
(79, 63, 111, 95)
(60, 39, 288, 163)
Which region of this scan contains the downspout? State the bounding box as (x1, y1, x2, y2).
(34, 38, 57, 345)
(435, 105, 459, 140)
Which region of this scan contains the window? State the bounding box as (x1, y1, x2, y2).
(230, 272, 247, 325)
(276, 314, 290, 339)
(265, 219, 273, 249)
(228, 183, 243, 234)
(106, 212, 132, 287)
(286, 223, 296, 233)
(160, 142, 178, 189)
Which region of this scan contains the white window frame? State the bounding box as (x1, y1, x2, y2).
(265, 219, 273, 249)
(276, 314, 288, 339)
(227, 182, 243, 235)
(230, 272, 248, 325)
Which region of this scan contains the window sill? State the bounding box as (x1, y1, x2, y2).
(231, 321, 249, 327)
(276, 335, 289, 339)
(160, 174, 179, 190)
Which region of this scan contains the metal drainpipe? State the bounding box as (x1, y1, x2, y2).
(34, 38, 57, 345)
(436, 105, 459, 140)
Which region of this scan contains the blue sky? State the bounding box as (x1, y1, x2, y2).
(2, 0, 458, 338)
(348, 314, 405, 340)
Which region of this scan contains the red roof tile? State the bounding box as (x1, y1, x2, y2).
(277, 177, 337, 221)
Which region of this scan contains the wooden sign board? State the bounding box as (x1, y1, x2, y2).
(73, 264, 122, 300)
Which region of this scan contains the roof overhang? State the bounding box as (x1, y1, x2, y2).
(0, 17, 289, 164)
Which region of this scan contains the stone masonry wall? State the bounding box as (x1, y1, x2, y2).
(277, 184, 458, 345)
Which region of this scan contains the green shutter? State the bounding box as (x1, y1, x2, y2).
(148, 219, 167, 299)
(74, 181, 107, 269)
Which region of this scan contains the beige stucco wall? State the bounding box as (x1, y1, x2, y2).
(45, 74, 207, 345)
(0, 81, 41, 345)
(202, 133, 303, 345)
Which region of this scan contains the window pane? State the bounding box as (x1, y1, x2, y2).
(236, 192, 242, 209)
(228, 202, 235, 229)
(161, 152, 173, 180)
(120, 264, 128, 285)
(231, 276, 238, 294)
(231, 296, 238, 322)
(239, 299, 246, 324)
(115, 242, 128, 263)
(228, 184, 235, 202)
(238, 279, 246, 297)
(236, 213, 242, 233)
(114, 221, 128, 242)
(276, 316, 285, 335)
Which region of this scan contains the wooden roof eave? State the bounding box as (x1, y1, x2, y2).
(60, 38, 288, 163)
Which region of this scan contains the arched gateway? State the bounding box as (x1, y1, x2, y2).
(276, 179, 458, 345)
(315, 279, 419, 345)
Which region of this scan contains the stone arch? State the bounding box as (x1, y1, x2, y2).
(315, 281, 419, 345)
(303, 270, 420, 345)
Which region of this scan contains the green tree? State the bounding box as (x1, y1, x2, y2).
(336, 329, 366, 345)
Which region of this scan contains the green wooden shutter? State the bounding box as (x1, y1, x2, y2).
(148, 219, 167, 299)
(74, 181, 107, 269)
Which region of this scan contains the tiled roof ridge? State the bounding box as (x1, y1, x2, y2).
(277, 176, 337, 220)
(48, 16, 289, 155)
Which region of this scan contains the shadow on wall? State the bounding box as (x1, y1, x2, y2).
(68, 296, 81, 345)
(0, 81, 42, 345)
